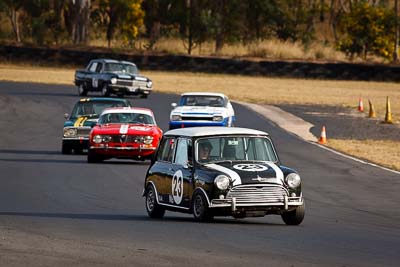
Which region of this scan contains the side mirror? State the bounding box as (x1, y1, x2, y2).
(64, 113, 69, 119)
(171, 103, 177, 108)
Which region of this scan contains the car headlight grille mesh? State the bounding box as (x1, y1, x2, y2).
(226, 185, 288, 204)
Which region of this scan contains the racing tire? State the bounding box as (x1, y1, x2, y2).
(101, 83, 110, 97)
(78, 84, 87, 96)
(61, 143, 72, 154)
(192, 192, 213, 222)
(145, 184, 165, 218)
(281, 200, 305, 225)
(87, 150, 103, 163)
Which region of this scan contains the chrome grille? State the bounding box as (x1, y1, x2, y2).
(226, 185, 288, 204)
(110, 135, 144, 143)
(116, 80, 147, 87)
(77, 128, 91, 136)
(182, 116, 213, 121)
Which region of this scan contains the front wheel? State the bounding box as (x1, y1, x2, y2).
(281, 200, 305, 225)
(192, 192, 213, 222)
(101, 83, 110, 97)
(78, 84, 87, 96)
(61, 143, 72, 154)
(145, 184, 165, 218)
(87, 150, 103, 163)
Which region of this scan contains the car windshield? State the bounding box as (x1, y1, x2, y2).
(196, 136, 278, 164)
(104, 63, 138, 74)
(180, 95, 225, 107)
(70, 101, 128, 119)
(99, 112, 155, 125)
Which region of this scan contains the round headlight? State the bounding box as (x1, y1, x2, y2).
(93, 135, 103, 144)
(171, 115, 181, 121)
(111, 77, 117, 84)
(143, 135, 154, 145)
(213, 116, 223, 121)
(147, 81, 153, 88)
(214, 175, 230, 190)
(286, 173, 301, 189)
(63, 128, 77, 137)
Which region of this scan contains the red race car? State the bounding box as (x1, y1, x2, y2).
(87, 107, 163, 163)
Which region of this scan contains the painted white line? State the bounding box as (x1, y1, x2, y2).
(312, 142, 400, 175)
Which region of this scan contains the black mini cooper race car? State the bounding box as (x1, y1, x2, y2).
(143, 127, 305, 225)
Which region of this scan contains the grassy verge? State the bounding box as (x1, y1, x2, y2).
(0, 63, 399, 171)
(329, 139, 400, 171)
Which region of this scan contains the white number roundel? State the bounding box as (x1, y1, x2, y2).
(171, 170, 183, 204)
(233, 164, 268, 172)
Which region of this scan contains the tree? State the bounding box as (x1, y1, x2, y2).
(98, 0, 144, 48)
(207, 0, 246, 53)
(65, 0, 91, 44)
(22, 0, 68, 45)
(337, 2, 395, 59)
(120, 0, 144, 47)
(0, 0, 24, 43)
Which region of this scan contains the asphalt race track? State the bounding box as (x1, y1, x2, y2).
(0, 81, 399, 267)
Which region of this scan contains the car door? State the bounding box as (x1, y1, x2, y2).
(147, 136, 176, 205)
(85, 62, 98, 90)
(169, 138, 194, 209)
(92, 62, 103, 91)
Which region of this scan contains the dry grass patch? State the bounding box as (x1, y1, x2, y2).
(327, 139, 400, 171)
(160, 38, 345, 61)
(0, 64, 75, 85)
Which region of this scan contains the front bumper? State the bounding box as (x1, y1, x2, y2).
(209, 184, 303, 212)
(169, 118, 229, 129)
(62, 138, 89, 149)
(210, 196, 303, 211)
(89, 145, 156, 158)
(109, 85, 152, 96)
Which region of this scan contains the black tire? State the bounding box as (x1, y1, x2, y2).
(140, 94, 148, 99)
(281, 200, 305, 225)
(101, 83, 110, 97)
(192, 192, 213, 222)
(145, 184, 165, 218)
(116, 93, 124, 98)
(61, 143, 72, 154)
(74, 148, 84, 155)
(78, 84, 87, 96)
(87, 150, 103, 163)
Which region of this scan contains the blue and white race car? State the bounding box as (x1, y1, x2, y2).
(169, 92, 235, 130)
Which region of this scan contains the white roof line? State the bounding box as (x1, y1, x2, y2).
(165, 127, 268, 137)
(181, 92, 227, 97)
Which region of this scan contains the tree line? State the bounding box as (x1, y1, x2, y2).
(0, 0, 399, 61)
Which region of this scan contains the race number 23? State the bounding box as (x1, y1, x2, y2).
(171, 170, 183, 204)
(233, 164, 268, 172)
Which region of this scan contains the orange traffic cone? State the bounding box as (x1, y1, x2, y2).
(358, 97, 364, 112)
(383, 96, 393, 124)
(318, 126, 327, 144)
(368, 99, 376, 118)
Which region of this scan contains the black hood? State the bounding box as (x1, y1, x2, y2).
(201, 161, 285, 186)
